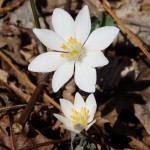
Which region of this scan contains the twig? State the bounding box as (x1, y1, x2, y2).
(0, 104, 26, 112)
(0, 51, 61, 110)
(0, 79, 30, 103)
(9, 112, 16, 150)
(9, 82, 30, 103)
(0, 103, 48, 113)
(0, 0, 25, 14)
(12, 73, 51, 134)
(18, 138, 71, 150)
(100, 0, 150, 59)
(3, 98, 16, 150)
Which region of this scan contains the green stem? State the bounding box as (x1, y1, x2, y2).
(30, 0, 47, 52)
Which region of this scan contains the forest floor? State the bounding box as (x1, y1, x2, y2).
(0, 0, 150, 150)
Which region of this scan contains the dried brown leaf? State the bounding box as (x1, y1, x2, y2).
(134, 104, 150, 135)
(129, 136, 150, 150)
(95, 111, 110, 128)
(0, 118, 53, 150)
(143, 136, 150, 146)
(63, 79, 76, 102)
(0, 69, 9, 83)
(20, 44, 35, 61)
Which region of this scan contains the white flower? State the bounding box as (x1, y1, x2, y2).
(54, 92, 97, 133)
(28, 5, 119, 93)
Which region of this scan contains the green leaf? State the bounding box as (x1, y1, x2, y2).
(91, 16, 99, 32)
(104, 14, 115, 26)
(83, 141, 88, 147)
(91, 12, 115, 31)
(90, 143, 96, 150)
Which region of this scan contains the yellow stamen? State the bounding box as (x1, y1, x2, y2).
(70, 106, 90, 129)
(61, 44, 68, 50)
(60, 37, 84, 60)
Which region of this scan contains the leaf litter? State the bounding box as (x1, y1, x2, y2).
(0, 0, 150, 149)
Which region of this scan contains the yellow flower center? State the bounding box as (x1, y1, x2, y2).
(60, 37, 84, 60)
(70, 106, 90, 130)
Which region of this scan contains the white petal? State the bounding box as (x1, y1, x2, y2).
(86, 94, 97, 123)
(28, 52, 66, 72)
(85, 119, 96, 131)
(74, 92, 85, 111)
(52, 61, 75, 92)
(60, 125, 80, 133)
(75, 61, 96, 93)
(52, 8, 75, 41)
(33, 28, 65, 51)
(60, 99, 73, 119)
(83, 51, 109, 67)
(75, 5, 91, 44)
(53, 114, 72, 126)
(84, 26, 119, 51)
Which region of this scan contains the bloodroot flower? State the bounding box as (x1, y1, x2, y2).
(54, 92, 97, 133)
(28, 5, 119, 93)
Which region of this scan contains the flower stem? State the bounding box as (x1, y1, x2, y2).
(29, 0, 47, 52)
(81, 130, 100, 149)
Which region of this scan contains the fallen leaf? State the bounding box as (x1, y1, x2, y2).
(0, 69, 9, 83)
(134, 104, 150, 135)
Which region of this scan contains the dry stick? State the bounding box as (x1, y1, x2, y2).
(0, 0, 25, 14)
(0, 79, 30, 103)
(100, 0, 150, 60)
(0, 104, 26, 112)
(19, 138, 71, 150)
(3, 97, 16, 150)
(8, 112, 16, 150)
(0, 51, 61, 110)
(12, 73, 51, 134)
